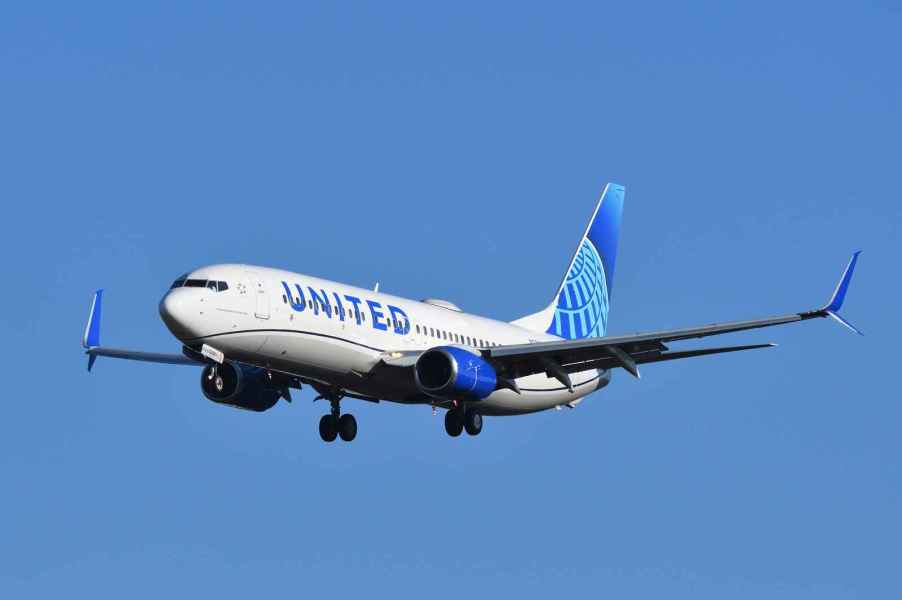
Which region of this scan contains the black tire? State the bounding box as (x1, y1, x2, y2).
(444, 410, 463, 437)
(338, 413, 358, 442)
(319, 414, 338, 442)
(464, 411, 483, 436)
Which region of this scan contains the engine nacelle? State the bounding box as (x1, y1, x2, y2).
(200, 361, 281, 412)
(414, 346, 497, 401)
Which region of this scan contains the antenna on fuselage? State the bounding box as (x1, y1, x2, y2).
(374, 282, 380, 293)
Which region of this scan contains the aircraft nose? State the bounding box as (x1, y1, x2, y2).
(159, 290, 195, 338)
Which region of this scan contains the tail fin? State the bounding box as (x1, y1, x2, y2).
(512, 183, 625, 339)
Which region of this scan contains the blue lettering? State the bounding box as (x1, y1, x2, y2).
(332, 292, 345, 322)
(308, 287, 332, 317)
(344, 295, 364, 325)
(281, 281, 306, 312)
(367, 300, 388, 331)
(387, 305, 410, 335)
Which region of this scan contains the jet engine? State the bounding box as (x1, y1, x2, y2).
(200, 361, 282, 412)
(414, 346, 498, 401)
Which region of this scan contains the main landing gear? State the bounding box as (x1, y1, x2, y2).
(317, 393, 357, 443)
(444, 408, 483, 438)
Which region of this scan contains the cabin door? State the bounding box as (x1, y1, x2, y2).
(253, 277, 270, 320)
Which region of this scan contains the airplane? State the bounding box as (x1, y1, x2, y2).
(81, 183, 862, 443)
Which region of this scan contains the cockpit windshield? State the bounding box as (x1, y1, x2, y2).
(170, 277, 229, 292)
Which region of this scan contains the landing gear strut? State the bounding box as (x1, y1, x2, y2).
(316, 393, 357, 443)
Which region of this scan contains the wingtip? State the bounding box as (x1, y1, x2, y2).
(824, 251, 861, 314)
(827, 310, 864, 336)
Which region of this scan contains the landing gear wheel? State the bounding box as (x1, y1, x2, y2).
(464, 411, 483, 436)
(444, 410, 464, 437)
(319, 414, 338, 442)
(338, 414, 357, 442)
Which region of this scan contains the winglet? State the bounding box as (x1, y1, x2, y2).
(83, 290, 103, 371)
(824, 251, 861, 313)
(83, 290, 103, 348)
(826, 310, 863, 336)
(821, 252, 862, 335)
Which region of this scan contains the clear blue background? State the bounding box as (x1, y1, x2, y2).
(1, 2, 899, 597)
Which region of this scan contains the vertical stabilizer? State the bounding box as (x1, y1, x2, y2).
(512, 183, 625, 339)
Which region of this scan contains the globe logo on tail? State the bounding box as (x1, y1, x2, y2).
(546, 239, 610, 339)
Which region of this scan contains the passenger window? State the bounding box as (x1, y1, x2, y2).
(282, 295, 287, 304)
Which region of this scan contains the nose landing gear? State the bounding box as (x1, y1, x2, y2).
(316, 392, 357, 443)
(206, 364, 226, 393)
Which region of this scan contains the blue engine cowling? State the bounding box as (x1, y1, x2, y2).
(200, 361, 281, 412)
(414, 346, 498, 400)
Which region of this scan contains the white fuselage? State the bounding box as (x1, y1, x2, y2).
(159, 264, 609, 415)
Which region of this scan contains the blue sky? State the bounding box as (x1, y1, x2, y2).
(1, 2, 899, 598)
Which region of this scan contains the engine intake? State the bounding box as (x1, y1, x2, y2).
(414, 346, 497, 400)
(201, 361, 281, 412)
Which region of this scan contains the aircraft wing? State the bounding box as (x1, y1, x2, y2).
(82, 290, 202, 371)
(484, 252, 861, 387)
